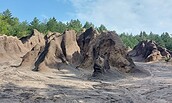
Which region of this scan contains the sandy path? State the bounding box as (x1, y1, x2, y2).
(0, 61, 172, 103)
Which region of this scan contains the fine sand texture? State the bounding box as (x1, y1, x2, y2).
(0, 59, 172, 103)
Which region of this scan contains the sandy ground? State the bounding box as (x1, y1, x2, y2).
(0, 60, 172, 103)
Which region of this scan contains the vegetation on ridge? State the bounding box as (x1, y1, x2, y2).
(0, 9, 172, 51)
(0, 9, 107, 38)
(120, 31, 172, 51)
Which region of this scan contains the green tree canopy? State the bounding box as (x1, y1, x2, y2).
(67, 19, 82, 33)
(120, 31, 172, 51)
(98, 24, 107, 32)
(46, 17, 58, 32)
(83, 21, 94, 29)
(30, 17, 40, 30)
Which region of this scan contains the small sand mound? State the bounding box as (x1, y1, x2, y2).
(20, 29, 45, 51)
(0, 35, 27, 61)
(129, 40, 171, 62)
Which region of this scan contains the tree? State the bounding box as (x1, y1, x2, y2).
(2, 9, 12, 18)
(2, 9, 19, 26)
(46, 17, 58, 32)
(161, 32, 172, 50)
(139, 31, 147, 41)
(45, 17, 67, 33)
(83, 21, 94, 29)
(38, 22, 47, 34)
(17, 21, 30, 38)
(98, 24, 107, 32)
(0, 14, 9, 34)
(2, 9, 12, 24)
(56, 21, 67, 33)
(30, 17, 40, 30)
(0, 9, 21, 36)
(7, 17, 20, 36)
(67, 19, 82, 33)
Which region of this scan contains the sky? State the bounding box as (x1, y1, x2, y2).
(0, 0, 172, 34)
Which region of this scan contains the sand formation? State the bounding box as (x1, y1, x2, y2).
(0, 35, 27, 62)
(33, 31, 68, 71)
(77, 27, 99, 68)
(61, 30, 81, 66)
(1, 27, 139, 77)
(17, 44, 43, 69)
(1, 29, 172, 103)
(77, 28, 135, 76)
(20, 29, 45, 51)
(129, 40, 172, 62)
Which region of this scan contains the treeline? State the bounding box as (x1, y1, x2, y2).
(1, 9, 172, 51)
(120, 31, 172, 51)
(0, 9, 107, 38)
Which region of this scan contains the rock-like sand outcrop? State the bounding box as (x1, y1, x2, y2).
(16, 44, 43, 69)
(0, 35, 27, 61)
(33, 32, 67, 71)
(32, 30, 83, 71)
(77, 28, 136, 76)
(61, 30, 81, 65)
(129, 40, 172, 62)
(20, 29, 45, 51)
(77, 27, 99, 68)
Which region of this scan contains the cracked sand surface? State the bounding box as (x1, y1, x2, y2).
(0, 61, 172, 103)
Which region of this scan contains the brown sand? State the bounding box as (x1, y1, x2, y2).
(0, 60, 172, 103)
